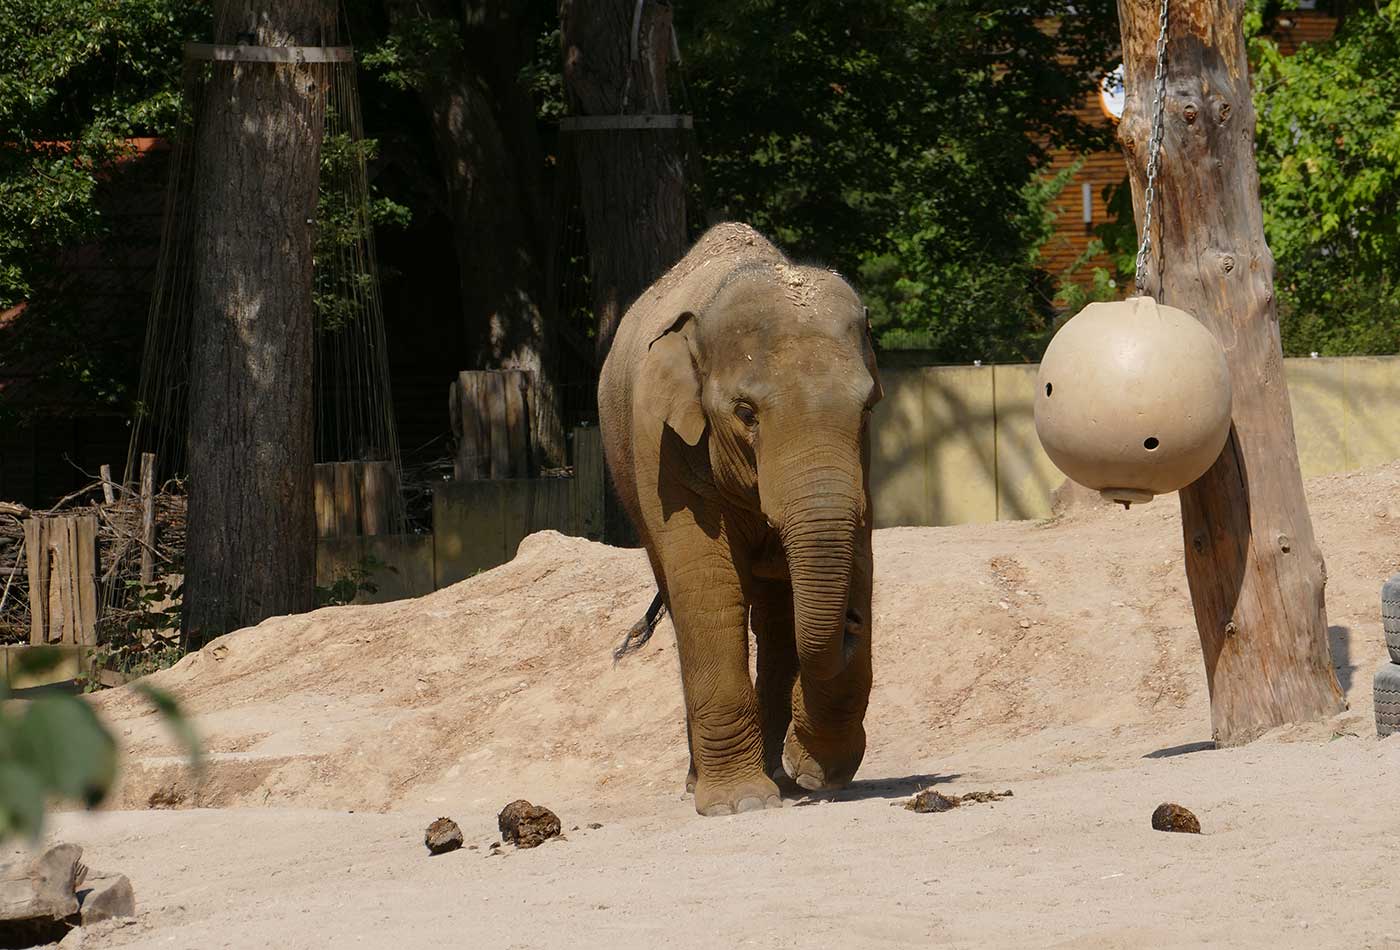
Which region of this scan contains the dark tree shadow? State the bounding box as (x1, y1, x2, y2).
(1143, 741, 1215, 759)
(1329, 624, 1354, 693)
(790, 771, 962, 805)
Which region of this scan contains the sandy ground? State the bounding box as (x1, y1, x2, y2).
(36, 464, 1400, 948)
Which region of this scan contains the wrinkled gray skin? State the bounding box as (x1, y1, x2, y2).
(598, 223, 881, 816)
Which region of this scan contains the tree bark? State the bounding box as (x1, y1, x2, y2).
(1116, 0, 1344, 744)
(183, 0, 334, 643)
(561, 0, 688, 363)
(382, 0, 564, 469)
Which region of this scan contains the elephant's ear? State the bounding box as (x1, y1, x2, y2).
(642, 312, 706, 446)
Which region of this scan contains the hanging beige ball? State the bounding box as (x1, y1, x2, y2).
(1034, 296, 1232, 506)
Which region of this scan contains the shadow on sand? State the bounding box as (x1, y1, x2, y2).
(1143, 741, 1215, 759)
(791, 772, 963, 806)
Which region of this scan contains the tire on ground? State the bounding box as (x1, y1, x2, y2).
(1383, 573, 1400, 664)
(1375, 661, 1400, 738)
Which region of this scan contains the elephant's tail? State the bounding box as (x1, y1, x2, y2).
(612, 591, 667, 663)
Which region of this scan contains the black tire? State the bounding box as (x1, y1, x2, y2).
(1384, 573, 1400, 664)
(1376, 662, 1400, 738)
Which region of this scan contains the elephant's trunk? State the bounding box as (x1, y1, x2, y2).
(776, 454, 864, 682)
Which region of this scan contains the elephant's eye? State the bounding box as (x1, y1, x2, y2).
(734, 403, 757, 427)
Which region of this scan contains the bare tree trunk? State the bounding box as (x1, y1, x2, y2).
(382, 0, 565, 469)
(1116, 0, 1344, 744)
(183, 0, 334, 643)
(561, 0, 687, 363)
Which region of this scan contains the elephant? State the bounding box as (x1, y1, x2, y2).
(598, 222, 882, 816)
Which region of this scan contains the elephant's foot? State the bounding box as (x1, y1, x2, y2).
(692, 772, 782, 817)
(782, 724, 865, 792)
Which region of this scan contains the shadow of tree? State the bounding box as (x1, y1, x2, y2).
(1142, 740, 1215, 759)
(868, 354, 1400, 531)
(1329, 624, 1354, 693)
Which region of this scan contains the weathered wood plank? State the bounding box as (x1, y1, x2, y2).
(502, 370, 531, 477)
(572, 426, 605, 540)
(139, 452, 156, 584)
(432, 480, 509, 586)
(525, 477, 574, 539)
(23, 519, 46, 645)
(313, 463, 338, 539)
(47, 521, 71, 645)
(332, 462, 360, 539)
(452, 372, 489, 480)
(485, 372, 511, 479)
(359, 461, 397, 536)
(99, 464, 115, 505)
(73, 514, 98, 646)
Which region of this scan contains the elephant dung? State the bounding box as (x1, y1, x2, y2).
(904, 788, 1013, 813)
(1151, 803, 1201, 834)
(497, 801, 562, 849)
(424, 817, 464, 855)
(905, 790, 958, 813)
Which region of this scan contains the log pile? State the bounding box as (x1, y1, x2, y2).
(0, 503, 30, 644)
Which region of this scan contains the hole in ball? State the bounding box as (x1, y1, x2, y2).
(1144, 437, 1160, 451)
(1045, 382, 1053, 397)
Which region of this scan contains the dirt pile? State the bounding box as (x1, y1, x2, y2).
(95, 464, 1400, 815)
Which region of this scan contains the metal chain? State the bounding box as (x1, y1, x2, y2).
(1134, 0, 1171, 294)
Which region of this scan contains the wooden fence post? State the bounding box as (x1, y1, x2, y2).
(23, 514, 98, 646)
(359, 461, 398, 536)
(449, 370, 535, 480)
(139, 452, 157, 585)
(99, 464, 115, 505)
(573, 426, 605, 540)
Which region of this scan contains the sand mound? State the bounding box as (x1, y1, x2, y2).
(96, 463, 1400, 815)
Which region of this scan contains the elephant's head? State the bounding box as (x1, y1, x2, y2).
(643, 262, 882, 680)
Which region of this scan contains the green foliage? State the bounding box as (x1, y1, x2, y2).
(1251, 1, 1400, 355)
(0, 647, 198, 842)
(678, 0, 1117, 360)
(359, 13, 464, 93)
(0, 0, 209, 309)
(0, 0, 210, 424)
(314, 129, 411, 331)
(84, 578, 185, 689)
(315, 554, 391, 608)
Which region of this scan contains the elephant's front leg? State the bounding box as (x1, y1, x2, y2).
(666, 541, 780, 816)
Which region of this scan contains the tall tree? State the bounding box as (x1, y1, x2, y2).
(677, 0, 1119, 361)
(1252, 0, 1400, 357)
(560, 0, 688, 362)
(0, 0, 210, 429)
(183, 0, 335, 642)
(374, 0, 564, 466)
(1117, 0, 1345, 743)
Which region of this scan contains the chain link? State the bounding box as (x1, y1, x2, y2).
(1134, 0, 1171, 294)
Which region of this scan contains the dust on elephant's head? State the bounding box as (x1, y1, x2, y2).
(641, 260, 882, 536)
